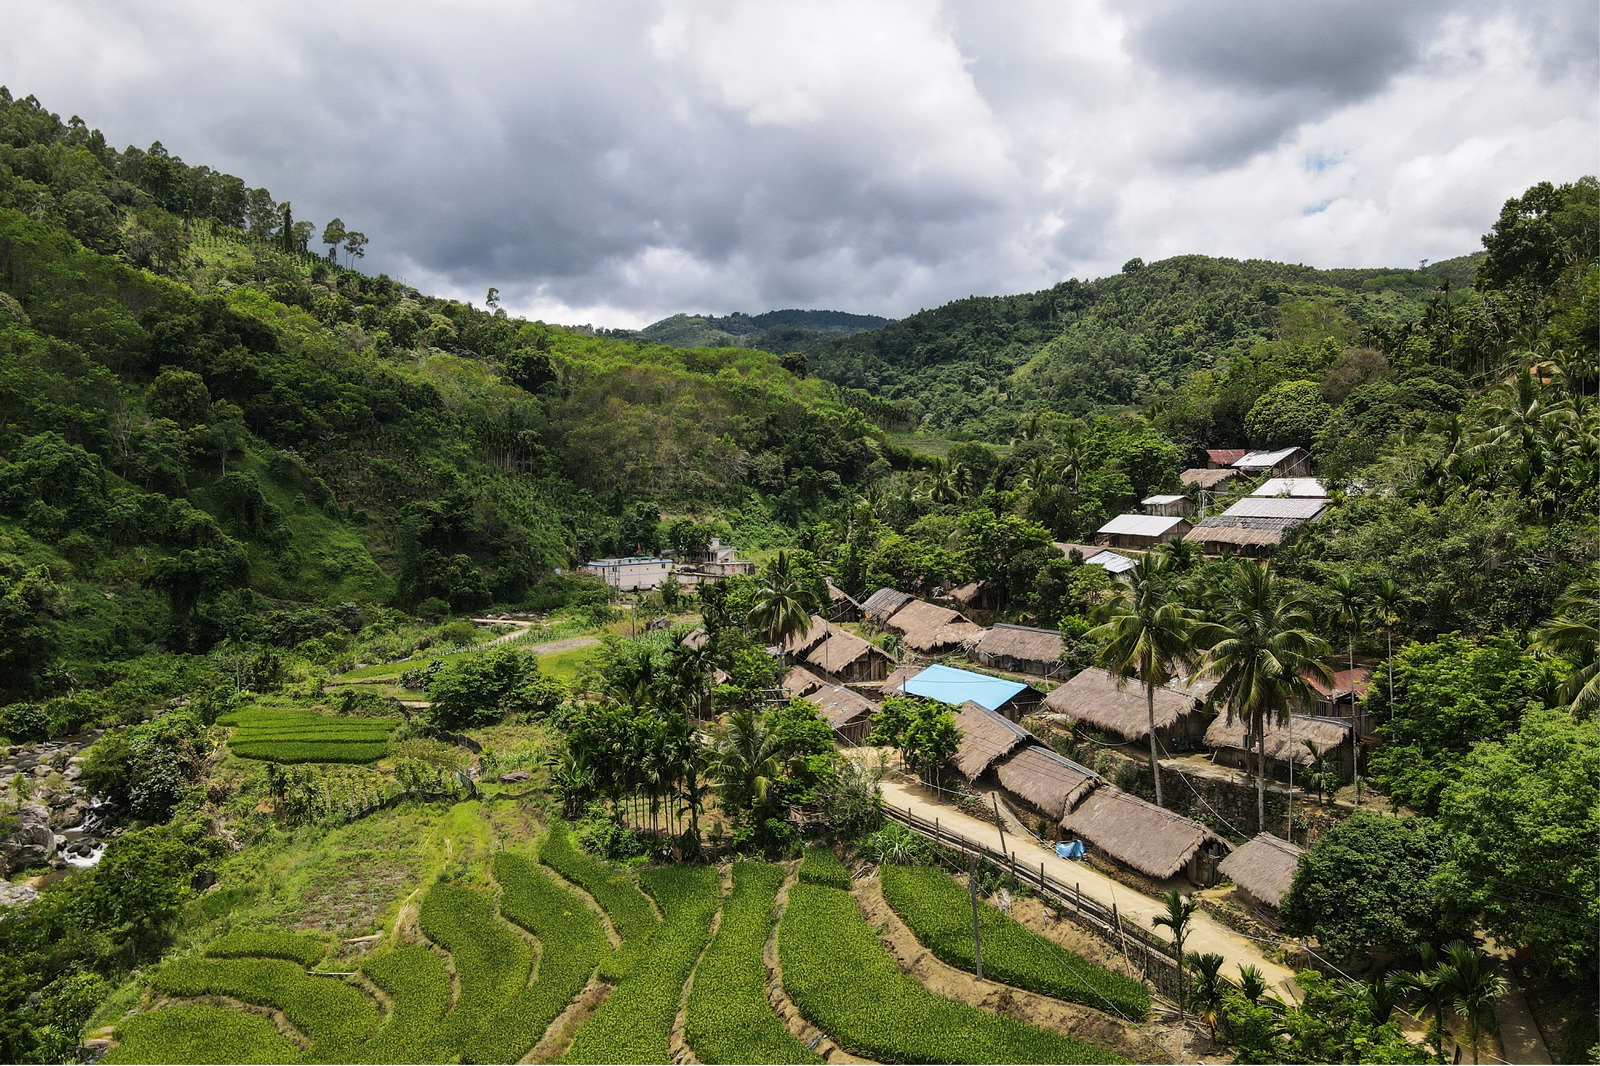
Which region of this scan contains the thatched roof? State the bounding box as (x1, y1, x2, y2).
(885, 599, 983, 652)
(783, 665, 829, 699)
(807, 684, 879, 731)
(862, 587, 915, 621)
(826, 580, 861, 608)
(1180, 467, 1241, 489)
(682, 627, 709, 650)
(994, 744, 1100, 820)
(1041, 668, 1201, 741)
(1204, 713, 1353, 765)
(1061, 788, 1224, 880)
(808, 628, 891, 675)
(881, 663, 922, 694)
(1218, 833, 1303, 909)
(949, 581, 985, 607)
(1184, 519, 1293, 549)
(953, 701, 1033, 782)
(973, 624, 1065, 666)
(781, 614, 833, 657)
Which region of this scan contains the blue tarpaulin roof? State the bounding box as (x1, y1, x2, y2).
(900, 663, 1029, 712)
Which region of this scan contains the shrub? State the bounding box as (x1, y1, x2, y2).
(797, 846, 851, 890)
(686, 863, 820, 1064)
(561, 865, 719, 1064)
(779, 883, 1123, 1064)
(880, 864, 1150, 1019)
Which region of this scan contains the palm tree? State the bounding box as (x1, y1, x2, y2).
(1196, 562, 1333, 834)
(1437, 941, 1507, 1065)
(1185, 951, 1227, 1037)
(750, 550, 815, 651)
(1088, 554, 1202, 808)
(715, 706, 785, 820)
(1152, 890, 1197, 1016)
(1394, 944, 1448, 1060)
(1372, 579, 1408, 713)
(1531, 571, 1600, 712)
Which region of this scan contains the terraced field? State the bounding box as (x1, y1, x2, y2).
(106, 837, 1139, 1065)
(219, 707, 400, 763)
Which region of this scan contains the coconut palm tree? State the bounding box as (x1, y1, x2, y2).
(714, 705, 785, 821)
(1195, 562, 1333, 834)
(1087, 554, 1202, 808)
(1531, 571, 1600, 712)
(750, 550, 816, 651)
(1152, 890, 1197, 1016)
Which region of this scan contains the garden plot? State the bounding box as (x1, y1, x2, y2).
(219, 707, 399, 763)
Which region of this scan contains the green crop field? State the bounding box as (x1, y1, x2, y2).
(219, 707, 399, 764)
(779, 882, 1124, 1064)
(417, 882, 535, 1056)
(103, 1005, 300, 1065)
(561, 864, 720, 1064)
(686, 863, 820, 1065)
(541, 819, 660, 978)
(796, 846, 852, 889)
(881, 864, 1151, 1019)
(356, 946, 452, 1064)
(204, 929, 328, 968)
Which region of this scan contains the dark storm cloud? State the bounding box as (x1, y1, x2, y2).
(1126, 0, 1463, 168)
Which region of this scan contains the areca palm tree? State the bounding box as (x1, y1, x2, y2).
(1372, 578, 1408, 713)
(1152, 890, 1197, 1016)
(1531, 571, 1600, 712)
(1394, 944, 1448, 1060)
(714, 705, 785, 819)
(1088, 554, 1202, 808)
(1195, 562, 1333, 834)
(1437, 941, 1506, 1065)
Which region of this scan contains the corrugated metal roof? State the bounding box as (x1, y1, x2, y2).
(1252, 477, 1327, 498)
(1097, 513, 1187, 538)
(1222, 497, 1327, 521)
(1233, 446, 1304, 469)
(1085, 549, 1137, 574)
(1207, 448, 1248, 465)
(1142, 494, 1188, 505)
(900, 663, 1029, 713)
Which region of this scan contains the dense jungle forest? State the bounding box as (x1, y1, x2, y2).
(0, 84, 1595, 1065)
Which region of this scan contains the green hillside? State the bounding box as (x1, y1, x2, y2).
(632, 308, 890, 354)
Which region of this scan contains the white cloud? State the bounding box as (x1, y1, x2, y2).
(0, 0, 1591, 324)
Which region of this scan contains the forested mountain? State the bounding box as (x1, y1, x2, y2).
(808, 252, 1486, 441)
(633, 308, 890, 354)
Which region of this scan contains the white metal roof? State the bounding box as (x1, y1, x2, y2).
(1233, 446, 1303, 469)
(1097, 513, 1188, 538)
(1221, 497, 1328, 521)
(1085, 549, 1137, 574)
(1251, 477, 1327, 498)
(1141, 494, 1188, 505)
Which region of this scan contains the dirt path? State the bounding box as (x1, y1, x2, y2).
(525, 635, 601, 656)
(1486, 945, 1553, 1065)
(876, 778, 1300, 999)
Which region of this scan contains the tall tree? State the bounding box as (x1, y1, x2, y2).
(1196, 562, 1332, 833)
(749, 550, 817, 650)
(321, 217, 346, 262)
(1151, 890, 1197, 1017)
(1088, 553, 1200, 807)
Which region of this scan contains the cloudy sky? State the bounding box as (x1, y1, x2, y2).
(2, 1, 1595, 326)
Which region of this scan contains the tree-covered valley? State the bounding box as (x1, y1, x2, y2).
(0, 85, 1595, 1066)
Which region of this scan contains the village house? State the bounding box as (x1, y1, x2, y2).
(1095, 513, 1193, 550)
(675, 537, 756, 579)
(1179, 466, 1243, 491)
(1232, 446, 1313, 478)
(1206, 448, 1248, 468)
(1217, 833, 1304, 916)
(948, 702, 1103, 825)
(1299, 667, 1375, 734)
(951, 700, 1034, 782)
(1141, 493, 1195, 518)
(888, 662, 1043, 720)
(1204, 713, 1357, 781)
(824, 580, 863, 622)
(861, 588, 983, 654)
(782, 664, 878, 745)
(1039, 667, 1211, 751)
(781, 615, 897, 684)
(1061, 788, 1228, 886)
(581, 555, 675, 591)
(1184, 495, 1329, 558)
(970, 623, 1069, 679)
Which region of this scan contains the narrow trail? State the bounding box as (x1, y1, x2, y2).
(1486, 944, 1553, 1065)
(875, 778, 1300, 998)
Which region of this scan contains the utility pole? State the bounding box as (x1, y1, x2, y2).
(968, 851, 984, 980)
(991, 794, 1008, 859)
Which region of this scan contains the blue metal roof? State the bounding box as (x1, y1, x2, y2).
(901, 663, 1029, 712)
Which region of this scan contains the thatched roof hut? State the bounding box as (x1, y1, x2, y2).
(993, 744, 1100, 821)
(1218, 833, 1303, 911)
(806, 684, 879, 744)
(972, 624, 1067, 677)
(826, 580, 862, 621)
(808, 628, 893, 679)
(1041, 667, 1204, 743)
(862, 587, 916, 623)
(781, 614, 833, 658)
(1184, 518, 1295, 554)
(1180, 467, 1242, 490)
(882, 598, 983, 653)
(952, 701, 1032, 782)
(1061, 788, 1226, 882)
(783, 665, 829, 699)
(1204, 713, 1353, 766)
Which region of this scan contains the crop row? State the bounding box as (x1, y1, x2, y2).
(203, 929, 328, 968)
(685, 863, 820, 1065)
(467, 853, 609, 1064)
(230, 740, 391, 764)
(219, 708, 397, 734)
(103, 1004, 300, 1065)
(149, 957, 382, 1062)
(356, 946, 453, 1064)
(880, 864, 1151, 1019)
(417, 882, 534, 1057)
(560, 864, 720, 1065)
(540, 819, 659, 979)
(778, 883, 1125, 1065)
(796, 846, 851, 890)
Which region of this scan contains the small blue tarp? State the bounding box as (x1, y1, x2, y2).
(1055, 840, 1086, 860)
